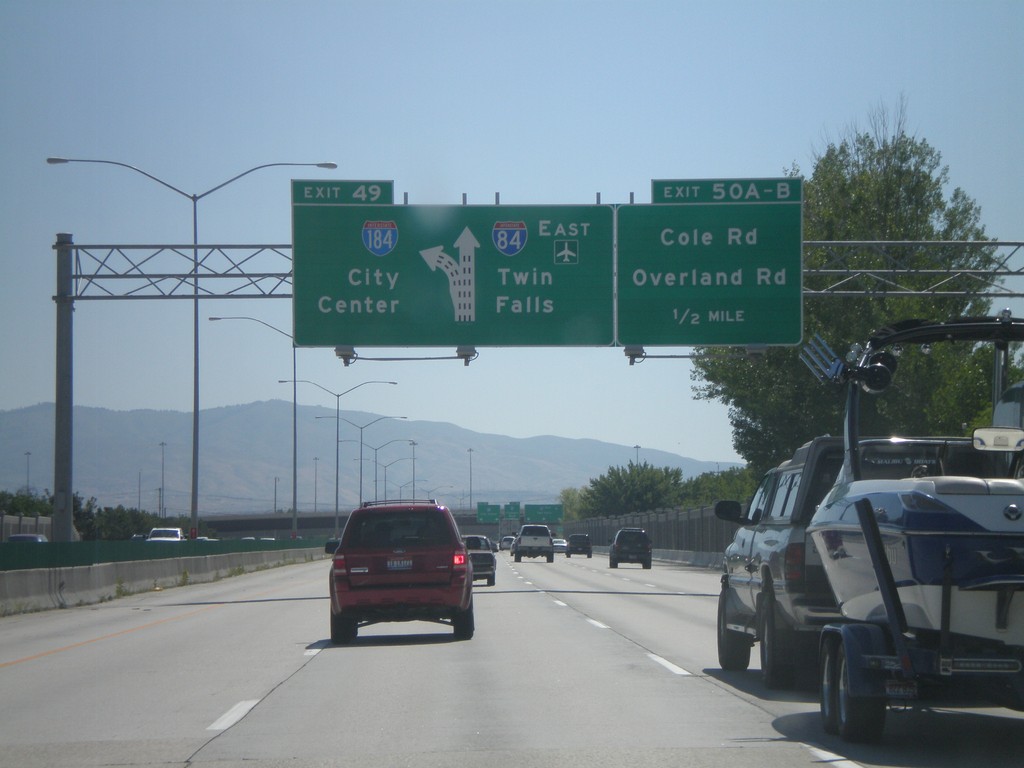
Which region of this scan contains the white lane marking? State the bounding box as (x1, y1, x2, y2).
(553, 600, 567, 607)
(587, 618, 609, 629)
(304, 649, 321, 656)
(207, 699, 260, 731)
(805, 745, 864, 767)
(647, 653, 691, 676)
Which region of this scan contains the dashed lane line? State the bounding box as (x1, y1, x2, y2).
(207, 699, 260, 731)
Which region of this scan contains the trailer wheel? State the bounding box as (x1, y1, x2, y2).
(837, 642, 886, 742)
(758, 591, 795, 689)
(819, 636, 840, 735)
(717, 586, 752, 671)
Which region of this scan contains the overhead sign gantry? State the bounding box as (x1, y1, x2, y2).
(291, 177, 801, 349)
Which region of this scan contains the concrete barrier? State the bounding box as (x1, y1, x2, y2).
(0, 548, 327, 616)
(653, 548, 723, 569)
(3, 547, 722, 616)
(591, 547, 723, 569)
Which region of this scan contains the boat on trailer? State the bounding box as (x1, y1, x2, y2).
(802, 313, 1024, 741)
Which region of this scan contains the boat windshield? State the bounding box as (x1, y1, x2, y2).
(858, 440, 1017, 481)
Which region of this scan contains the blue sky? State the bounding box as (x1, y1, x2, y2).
(2, 0, 1021, 472)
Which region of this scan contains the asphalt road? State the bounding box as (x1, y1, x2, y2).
(2, 553, 1023, 767)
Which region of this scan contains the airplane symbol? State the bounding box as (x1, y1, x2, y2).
(554, 240, 578, 264)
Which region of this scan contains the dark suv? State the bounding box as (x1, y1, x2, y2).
(565, 533, 592, 558)
(327, 500, 474, 643)
(609, 528, 652, 569)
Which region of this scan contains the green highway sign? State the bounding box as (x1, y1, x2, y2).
(293, 204, 614, 347)
(292, 179, 394, 205)
(524, 503, 563, 523)
(618, 179, 803, 346)
(476, 503, 501, 523)
(651, 178, 802, 205)
(504, 502, 521, 521)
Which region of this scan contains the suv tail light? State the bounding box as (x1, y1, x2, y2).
(333, 553, 347, 576)
(452, 550, 469, 583)
(783, 542, 805, 587)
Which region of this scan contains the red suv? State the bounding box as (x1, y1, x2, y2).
(328, 500, 474, 643)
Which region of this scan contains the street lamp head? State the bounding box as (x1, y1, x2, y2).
(317, 162, 338, 169)
(46, 157, 70, 164)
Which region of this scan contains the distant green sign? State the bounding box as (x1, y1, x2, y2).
(618, 178, 803, 346)
(292, 204, 614, 347)
(476, 502, 500, 523)
(524, 504, 563, 523)
(504, 501, 521, 521)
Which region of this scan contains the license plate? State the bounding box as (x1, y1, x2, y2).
(387, 558, 413, 571)
(885, 679, 918, 699)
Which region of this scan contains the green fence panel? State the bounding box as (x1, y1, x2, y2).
(0, 538, 328, 572)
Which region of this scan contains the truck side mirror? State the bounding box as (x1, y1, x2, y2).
(714, 499, 744, 524)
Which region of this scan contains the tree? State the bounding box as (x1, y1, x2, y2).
(558, 486, 585, 521)
(677, 466, 756, 509)
(692, 101, 1003, 475)
(0, 490, 52, 517)
(579, 462, 683, 518)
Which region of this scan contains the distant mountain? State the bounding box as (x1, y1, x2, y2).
(1, 402, 741, 515)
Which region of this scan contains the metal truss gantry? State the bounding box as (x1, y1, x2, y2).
(50, 235, 1024, 540)
(61, 240, 1024, 301)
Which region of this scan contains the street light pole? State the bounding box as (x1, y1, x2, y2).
(48, 157, 336, 541)
(410, 441, 417, 497)
(159, 441, 166, 517)
(292, 380, 396, 534)
(209, 315, 301, 536)
(341, 415, 406, 506)
(427, 484, 453, 499)
(368, 439, 413, 501)
(381, 456, 412, 499)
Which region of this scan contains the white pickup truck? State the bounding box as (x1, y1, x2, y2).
(513, 524, 554, 562)
(147, 527, 186, 541)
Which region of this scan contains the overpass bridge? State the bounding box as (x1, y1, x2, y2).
(205, 510, 507, 541)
